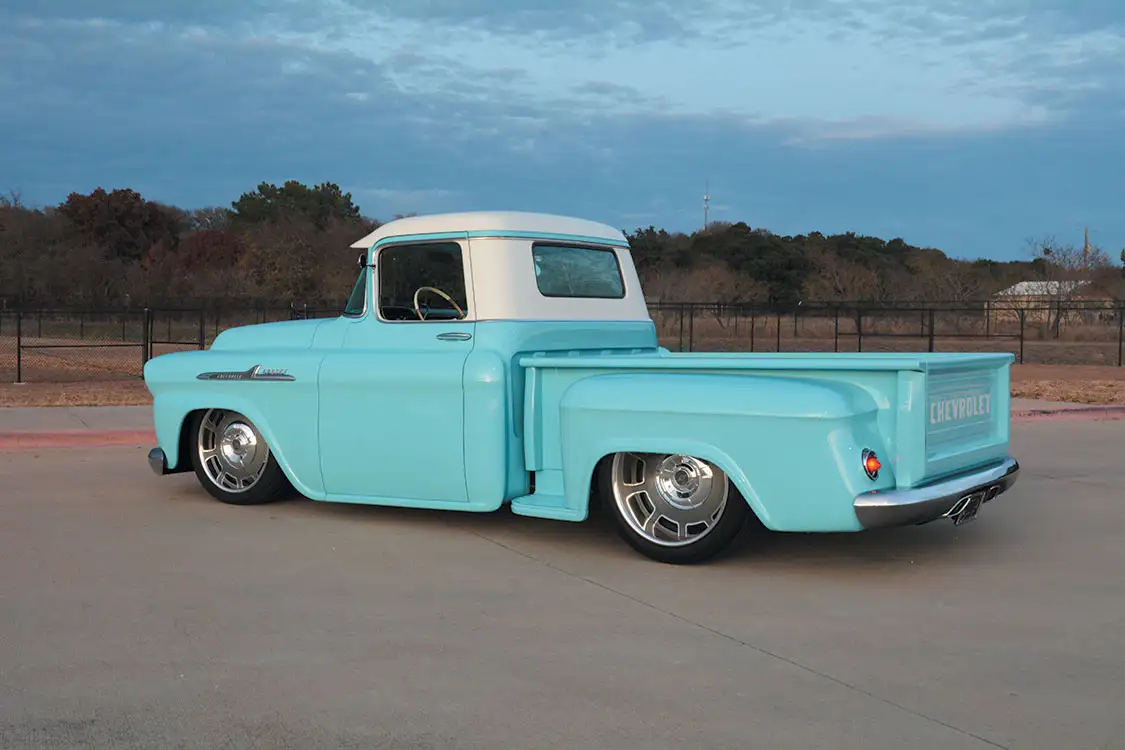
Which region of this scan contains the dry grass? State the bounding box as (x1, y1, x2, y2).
(0, 381, 153, 407)
(1009, 364, 1125, 405)
(1009, 381, 1125, 405)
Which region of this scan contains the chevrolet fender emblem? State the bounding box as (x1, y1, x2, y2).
(196, 364, 295, 382)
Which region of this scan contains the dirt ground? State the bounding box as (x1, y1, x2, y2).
(1008, 364, 1125, 382)
(2, 363, 1124, 408)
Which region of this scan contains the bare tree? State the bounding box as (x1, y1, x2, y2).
(1028, 235, 1111, 281)
(0, 189, 23, 209)
(1023, 235, 1114, 332)
(902, 252, 984, 302)
(801, 248, 879, 301)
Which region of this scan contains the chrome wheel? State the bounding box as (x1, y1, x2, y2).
(196, 409, 270, 493)
(610, 452, 730, 548)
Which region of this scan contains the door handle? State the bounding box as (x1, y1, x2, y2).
(436, 332, 472, 341)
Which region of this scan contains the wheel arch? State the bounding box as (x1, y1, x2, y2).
(581, 441, 769, 526)
(168, 408, 203, 475)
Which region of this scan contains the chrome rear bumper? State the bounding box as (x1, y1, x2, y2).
(853, 458, 1019, 529)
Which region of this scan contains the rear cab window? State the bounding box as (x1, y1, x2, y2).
(532, 244, 625, 299)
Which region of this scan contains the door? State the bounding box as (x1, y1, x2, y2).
(317, 239, 477, 505)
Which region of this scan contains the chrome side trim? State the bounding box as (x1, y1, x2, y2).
(196, 364, 295, 382)
(148, 447, 168, 476)
(853, 457, 1019, 529)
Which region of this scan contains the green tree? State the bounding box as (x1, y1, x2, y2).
(231, 180, 362, 229)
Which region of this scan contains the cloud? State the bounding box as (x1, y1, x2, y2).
(334, 0, 744, 43)
(8, 1, 1124, 139)
(778, 114, 1054, 147)
(0, 1, 1122, 262)
(296, 2, 1125, 139)
(19, 0, 328, 31)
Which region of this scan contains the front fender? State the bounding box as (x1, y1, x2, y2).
(556, 372, 894, 532)
(145, 349, 326, 499)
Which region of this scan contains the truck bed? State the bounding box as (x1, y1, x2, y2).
(512, 349, 1013, 529)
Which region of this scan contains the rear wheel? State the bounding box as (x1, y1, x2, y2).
(189, 409, 290, 505)
(599, 452, 749, 564)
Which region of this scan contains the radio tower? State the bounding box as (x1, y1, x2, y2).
(703, 180, 710, 231)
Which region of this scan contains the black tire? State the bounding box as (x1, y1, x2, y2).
(188, 409, 291, 505)
(596, 452, 749, 565)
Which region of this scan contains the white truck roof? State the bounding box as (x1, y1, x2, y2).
(350, 210, 628, 249)
(349, 209, 650, 323)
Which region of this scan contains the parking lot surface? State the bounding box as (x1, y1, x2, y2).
(1, 419, 1123, 749)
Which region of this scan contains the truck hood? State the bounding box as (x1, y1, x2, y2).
(209, 318, 330, 351)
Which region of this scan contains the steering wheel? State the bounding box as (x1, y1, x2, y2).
(412, 286, 464, 321)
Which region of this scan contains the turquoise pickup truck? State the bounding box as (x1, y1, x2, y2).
(144, 211, 1020, 564)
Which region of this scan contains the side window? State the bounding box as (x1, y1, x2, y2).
(342, 266, 368, 317)
(532, 244, 625, 299)
(378, 241, 469, 321)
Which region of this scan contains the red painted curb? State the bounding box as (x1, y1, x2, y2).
(0, 429, 157, 451)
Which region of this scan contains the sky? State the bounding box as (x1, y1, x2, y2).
(1, 0, 1122, 262)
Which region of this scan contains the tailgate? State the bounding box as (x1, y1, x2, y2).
(923, 356, 1011, 480)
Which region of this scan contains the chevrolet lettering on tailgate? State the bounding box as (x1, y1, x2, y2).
(930, 393, 992, 425)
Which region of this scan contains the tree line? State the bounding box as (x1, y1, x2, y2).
(1, 181, 1121, 310)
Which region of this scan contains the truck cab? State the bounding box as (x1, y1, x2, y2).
(144, 211, 1019, 564)
(313, 212, 659, 510)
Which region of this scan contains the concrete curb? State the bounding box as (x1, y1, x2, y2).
(0, 429, 157, 451)
(1011, 405, 1125, 423)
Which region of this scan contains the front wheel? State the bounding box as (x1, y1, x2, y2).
(598, 452, 749, 564)
(189, 409, 291, 505)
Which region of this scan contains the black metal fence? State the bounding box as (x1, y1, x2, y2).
(648, 301, 1125, 367)
(1, 300, 1122, 383)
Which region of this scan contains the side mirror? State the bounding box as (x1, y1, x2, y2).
(357, 252, 366, 267)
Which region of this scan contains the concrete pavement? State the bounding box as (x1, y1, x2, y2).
(0, 405, 153, 432)
(0, 419, 1123, 749)
(0, 406, 155, 450)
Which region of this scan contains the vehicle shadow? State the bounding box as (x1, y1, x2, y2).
(722, 519, 1013, 570)
(253, 486, 1023, 574)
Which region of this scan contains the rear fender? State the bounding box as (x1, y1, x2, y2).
(555, 372, 892, 532)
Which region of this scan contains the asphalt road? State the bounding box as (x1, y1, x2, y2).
(1, 419, 1123, 749)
